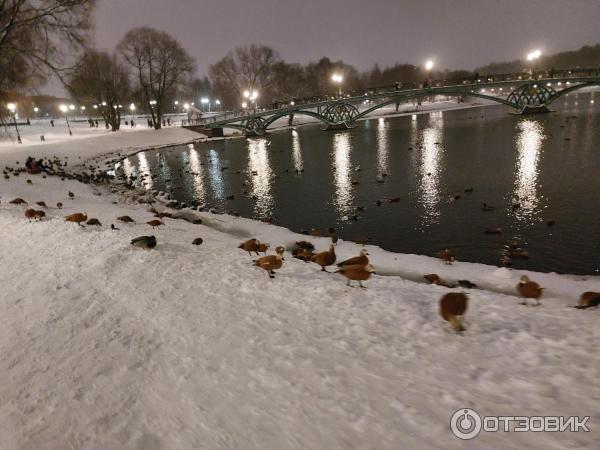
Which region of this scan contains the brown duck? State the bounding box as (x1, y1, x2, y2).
(239, 238, 261, 256)
(254, 246, 285, 279)
(65, 212, 88, 226)
(337, 249, 369, 268)
(517, 275, 543, 305)
(311, 244, 336, 271)
(440, 292, 468, 332)
(336, 263, 375, 287)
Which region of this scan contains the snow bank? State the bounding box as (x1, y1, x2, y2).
(1, 105, 599, 448)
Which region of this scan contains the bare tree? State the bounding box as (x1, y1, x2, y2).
(209, 45, 280, 109)
(118, 27, 196, 129)
(67, 50, 130, 131)
(0, 0, 95, 115)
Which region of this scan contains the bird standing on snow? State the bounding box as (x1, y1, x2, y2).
(118, 215, 135, 223)
(311, 244, 336, 271)
(64, 212, 87, 226)
(68, 191, 74, 200)
(254, 246, 285, 279)
(438, 249, 455, 265)
(131, 235, 157, 249)
(575, 291, 600, 309)
(440, 292, 468, 332)
(336, 263, 375, 288)
(517, 275, 544, 305)
(146, 219, 164, 228)
(239, 238, 261, 256)
(337, 249, 369, 268)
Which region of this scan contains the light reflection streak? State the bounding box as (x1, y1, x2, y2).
(121, 157, 134, 179)
(291, 129, 303, 172)
(376, 118, 389, 175)
(248, 138, 274, 217)
(419, 124, 442, 223)
(188, 147, 206, 202)
(514, 119, 544, 219)
(207, 148, 225, 199)
(332, 132, 354, 217)
(137, 152, 153, 190)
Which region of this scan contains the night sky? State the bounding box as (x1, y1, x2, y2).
(49, 0, 600, 94)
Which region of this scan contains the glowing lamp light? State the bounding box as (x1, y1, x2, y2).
(331, 73, 343, 83)
(59, 104, 68, 113)
(424, 60, 434, 71)
(130, 103, 136, 111)
(7, 102, 16, 113)
(243, 90, 250, 98)
(527, 49, 542, 61)
(215, 100, 221, 105)
(183, 103, 190, 110)
(242, 102, 248, 108)
(69, 104, 75, 111)
(201, 98, 209, 104)
(102, 101, 107, 106)
(33, 107, 39, 112)
(80, 106, 86, 111)
(174, 100, 179, 105)
(290, 101, 295, 106)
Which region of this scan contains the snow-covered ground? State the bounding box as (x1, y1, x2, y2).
(0, 101, 599, 449)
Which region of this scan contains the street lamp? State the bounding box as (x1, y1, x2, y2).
(425, 60, 434, 71)
(242, 101, 248, 109)
(527, 49, 542, 76)
(7, 103, 22, 144)
(59, 104, 72, 136)
(215, 99, 221, 111)
(331, 73, 343, 96)
(201, 97, 209, 112)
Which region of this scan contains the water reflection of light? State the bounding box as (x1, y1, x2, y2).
(137, 152, 153, 190)
(332, 132, 354, 216)
(188, 148, 206, 202)
(248, 138, 274, 217)
(420, 126, 442, 223)
(291, 129, 303, 172)
(376, 118, 389, 175)
(514, 119, 544, 218)
(207, 149, 225, 199)
(121, 157, 134, 179)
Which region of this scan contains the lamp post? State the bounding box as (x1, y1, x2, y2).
(129, 103, 136, 124)
(527, 49, 542, 77)
(424, 59, 434, 88)
(215, 99, 221, 112)
(7, 103, 22, 144)
(331, 73, 343, 97)
(59, 104, 72, 136)
(201, 97, 209, 112)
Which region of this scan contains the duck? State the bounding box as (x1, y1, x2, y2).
(86, 218, 102, 226)
(337, 249, 369, 268)
(293, 248, 314, 262)
(68, 191, 74, 200)
(56, 202, 63, 209)
(484, 227, 502, 235)
(192, 238, 203, 246)
(440, 292, 468, 332)
(131, 235, 157, 249)
(147, 219, 164, 228)
(311, 245, 336, 271)
(457, 280, 478, 289)
(437, 249, 455, 265)
(481, 203, 494, 211)
(257, 242, 270, 255)
(9, 198, 27, 205)
(336, 263, 375, 288)
(118, 215, 135, 223)
(64, 212, 88, 226)
(253, 246, 285, 279)
(517, 275, 543, 305)
(24, 208, 37, 221)
(239, 238, 261, 256)
(33, 210, 46, 221)
(575, 291, 600, 309)
(36, 201, 47, 208)
(424, 273, 456, 288)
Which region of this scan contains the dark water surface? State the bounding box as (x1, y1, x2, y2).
(119, 92, 600, 275)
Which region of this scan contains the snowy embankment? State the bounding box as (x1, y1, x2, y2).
(0, 115, 599, 448)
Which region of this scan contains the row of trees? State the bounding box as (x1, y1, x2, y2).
(67, 27, 196, 130)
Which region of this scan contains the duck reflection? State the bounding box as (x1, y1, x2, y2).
(248, 138, 274, 217)
(292, 129, 303, 172)
(514, 119, 544, 219)
(332, 132, 354, 217)
(376, 118, 389, 175)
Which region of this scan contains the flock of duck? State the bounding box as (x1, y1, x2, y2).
(2, 154, 598, 335)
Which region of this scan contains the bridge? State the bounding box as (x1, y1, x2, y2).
(184, 69, 600, 137)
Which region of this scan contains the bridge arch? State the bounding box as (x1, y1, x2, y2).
(352, 90, 516, 121)
(546, 81, 600, 104)
(261, 109, 332, 129)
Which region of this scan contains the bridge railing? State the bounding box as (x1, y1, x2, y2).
(184, 67, 600, 127)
